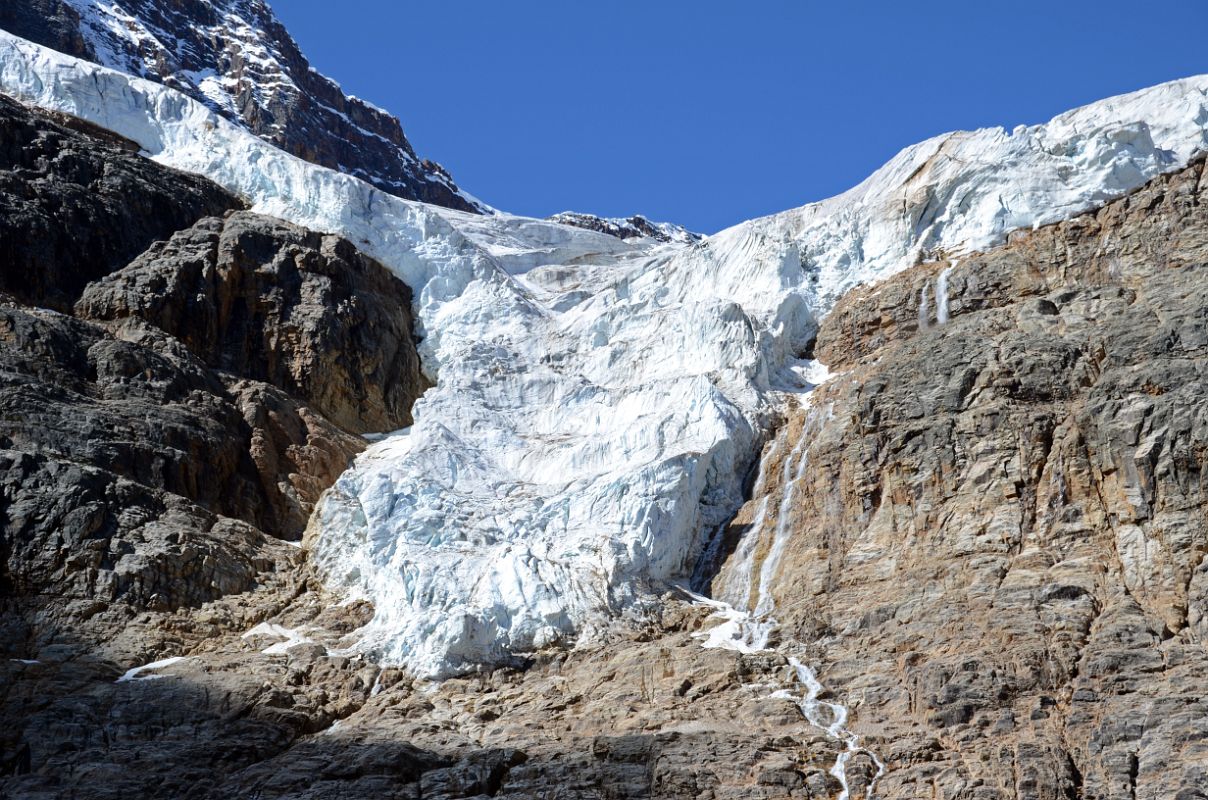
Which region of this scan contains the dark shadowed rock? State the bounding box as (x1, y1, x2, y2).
(0, 93, 239, 312)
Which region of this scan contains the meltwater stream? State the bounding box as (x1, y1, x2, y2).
(685, 587, 885, 800)
(685, 371, 884, 799)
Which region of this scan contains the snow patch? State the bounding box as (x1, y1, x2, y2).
(242, 622, 315, 655)
(115, 656, 188, 682)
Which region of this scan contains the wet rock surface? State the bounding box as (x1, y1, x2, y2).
(715, 156, 1208, 798)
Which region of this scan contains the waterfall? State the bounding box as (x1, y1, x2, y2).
(752, 428, 810, 616)
(936, 261, 956, 324)
(716, 436, 782, 608)
(684, 365, 883, 798)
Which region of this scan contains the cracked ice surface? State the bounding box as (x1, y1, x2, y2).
(3, 31, 1205, 676)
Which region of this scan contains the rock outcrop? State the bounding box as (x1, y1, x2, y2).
(548, 211, 702, 244)
(713, 155, 1208, 799)
(78, 211, 429, 434)
(0, 0, 484, 212)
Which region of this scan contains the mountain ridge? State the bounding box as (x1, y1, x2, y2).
(0, 0, 487, 212)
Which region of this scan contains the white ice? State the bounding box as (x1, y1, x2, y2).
(242, 622, 315, 655)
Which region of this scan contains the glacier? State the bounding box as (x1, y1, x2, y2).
(3, 29, 1207, 677)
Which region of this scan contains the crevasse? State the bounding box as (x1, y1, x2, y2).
(3, 31, 1206, 676)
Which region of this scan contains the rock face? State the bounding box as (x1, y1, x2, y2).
(0, 580, 869, 800)
(712, 155, 1208, 798)
(78, 211, 429, 434)
(0, 93, 238, 311)
(0, 0, 485, 212)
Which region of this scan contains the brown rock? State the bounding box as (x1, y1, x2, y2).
(715, 155, 1208, 798)
(77, 211, 429, 434)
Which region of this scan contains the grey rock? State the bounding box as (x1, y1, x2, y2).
(77, 211, 429, 434)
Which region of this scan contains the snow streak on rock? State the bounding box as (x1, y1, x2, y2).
(3, 31, 1206, 677)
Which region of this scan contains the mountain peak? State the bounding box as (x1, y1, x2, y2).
(0, 0, 488, 212)
(548, 211, 702, 244)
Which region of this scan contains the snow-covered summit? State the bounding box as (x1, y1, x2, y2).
(2, 28, 1206, 677)
(0, 0, 486, 212)
(548, 211, 702, 244)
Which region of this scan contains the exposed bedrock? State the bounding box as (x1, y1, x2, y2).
(714, 156, 1208, 798)
(0, 93, 239, 312)
(0, 96, 432, 795)
(77, 210, 429, 434)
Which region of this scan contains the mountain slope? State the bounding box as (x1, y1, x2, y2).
(0, 0, 486, 212)
(4, 29, 1206, 679)
(4, 13, 1208, 799)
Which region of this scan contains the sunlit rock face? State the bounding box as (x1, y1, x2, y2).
(4, 29, 1207, 678)
(709, 153, 1208, 799)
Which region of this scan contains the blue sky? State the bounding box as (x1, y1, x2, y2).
(274, 1, 1208, 233)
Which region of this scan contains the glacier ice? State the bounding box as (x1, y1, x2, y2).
(3, 30, 1207, 677)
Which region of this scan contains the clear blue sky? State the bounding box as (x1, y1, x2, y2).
(274, 1, 1208, 233)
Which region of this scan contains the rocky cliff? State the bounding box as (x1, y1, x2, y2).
(0, 93, 237, 312)
(710, 155, 1208, 799)
(0, 95, 431, 795)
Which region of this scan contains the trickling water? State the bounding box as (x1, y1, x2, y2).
(918, 281, 930, 330)
(753, 428, 810, 616)
(936, 261, 956, 325)
(719, 495, 767, 609)
(686, 587, 884, 799)
(685, 367, 883, 799)
(716, 435, 782, 609)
